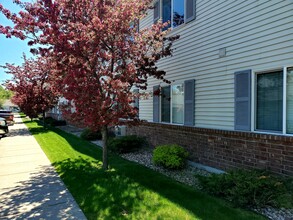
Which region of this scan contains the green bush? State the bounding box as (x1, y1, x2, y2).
(44, 117, 66, 126)
(80, 128, 102, 141)
(153, 144, 189, 170)
(107, 129, 116, 139)
(51, 120, 66, 126)
(44, 117, 55, 125)
(198, 169, 289, 208)
(107, 135, 146, 153)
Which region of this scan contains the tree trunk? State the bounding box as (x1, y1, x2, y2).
(101, 125, 108, 170)
(42, 110, 46, 128)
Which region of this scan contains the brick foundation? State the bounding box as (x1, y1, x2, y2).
(127, 122, 293, 176)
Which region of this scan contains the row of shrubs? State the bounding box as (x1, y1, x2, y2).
(81, 128, 189, 169)
(80, 130, 293, 209)
(107, 135, 189, 169)
(80, 128, 116, 141)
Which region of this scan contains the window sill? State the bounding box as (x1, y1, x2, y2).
(253, 130, 293, 137)
(164, 25, 185, 37)
(165, 18, 196, 35)
(154, 121, 185, 126)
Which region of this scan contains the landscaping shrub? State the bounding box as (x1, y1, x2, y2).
(50, 119, 66, 126)
(43, 117, 66, 126)
(44, 117, 55, 125)
(107, 135, 146, 153)
(80, 128, 102, 141)
(198, 169, 289, 208)
(153, 144, 189, 170)
(107, 129, 116, 138)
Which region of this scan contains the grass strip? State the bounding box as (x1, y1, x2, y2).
(23, 118, 266, 220)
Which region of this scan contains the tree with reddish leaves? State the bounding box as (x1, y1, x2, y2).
(2, 55, 59, 123)
(0, 0, 179, 169)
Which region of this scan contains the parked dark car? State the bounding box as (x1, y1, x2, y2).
(0, 110, 14, 126)
(0, 117, 9, 137)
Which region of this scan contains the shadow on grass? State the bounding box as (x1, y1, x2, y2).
(53, 157, 265, 220)
(23, 120, 265, 220)
(53, 157, 161, 219)
(7, 121, 49, 137)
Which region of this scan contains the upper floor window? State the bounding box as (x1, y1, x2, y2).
(173, 0, 185, 27)
(154, 0, 196, 28)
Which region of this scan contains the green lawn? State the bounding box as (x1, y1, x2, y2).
(23, 119, 266, 220)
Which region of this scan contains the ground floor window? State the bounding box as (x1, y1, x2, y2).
(161, 86, 171, 123)
(172, 84, 184, 123)
(256, 71, 283, 132)
(255, 67, 293, 134)
(286, 67, 293, 133)
(161, 84, 184, 124)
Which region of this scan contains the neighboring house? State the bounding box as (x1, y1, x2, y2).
(46, 97, 67, 120)
(127, 0, 293, 176)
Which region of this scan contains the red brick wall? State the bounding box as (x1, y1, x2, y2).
(127, 122, 293, 176)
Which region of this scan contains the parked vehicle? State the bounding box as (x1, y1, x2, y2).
(0, 110, 14, 126)
(0, 117, 9, 137)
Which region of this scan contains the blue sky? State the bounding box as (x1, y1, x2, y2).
(0, 1, 33, 84)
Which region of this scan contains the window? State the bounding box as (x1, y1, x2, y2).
(172, 84, 184, 123)
(154, 0, 195, 28)
(173, 0, 185, 27)
(161, 86, 171, 122)
(160, 84, 184, 124)
(153, 80, 195, 126)
(256, 71, 283, 132)
(253, 67, 293, 134)
(235, 67, 293, 135)
(286, 68, 293, 133)
(162, 0, 171, 28)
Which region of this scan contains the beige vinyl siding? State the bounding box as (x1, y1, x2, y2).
(139, 0, 293, 130)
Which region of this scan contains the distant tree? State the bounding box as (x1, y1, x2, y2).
(0, 86, 13, 108)
(0, 0, 179, 169)
(2, 55, 59, 122)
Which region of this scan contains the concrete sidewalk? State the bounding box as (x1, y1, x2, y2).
(0, 114, 87, 219)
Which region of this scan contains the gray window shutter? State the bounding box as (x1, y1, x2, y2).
(234, 69, 251, 131)
(186, 0, 196, 23)
(154, 1, 160, 23)
(184, 79, 195, 126)
(153, 86, 160, 122)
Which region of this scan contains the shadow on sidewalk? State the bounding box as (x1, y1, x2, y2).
(0, 166, 79, 219)
(7, 127, 49, 137)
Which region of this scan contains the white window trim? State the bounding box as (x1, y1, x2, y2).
(251, 70, 255, 132)
(252, 66, 291, 135)
(282, 66, 287, 135)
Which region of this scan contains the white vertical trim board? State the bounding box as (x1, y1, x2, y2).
(283, 66, 287, 134)
(251, 71, 255, 132)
